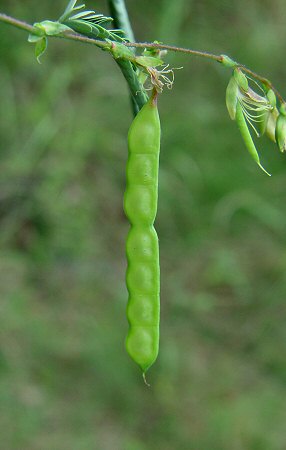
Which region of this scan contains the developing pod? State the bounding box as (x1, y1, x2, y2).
(124, 93, 161, 376)
(275, 104, 286, 153)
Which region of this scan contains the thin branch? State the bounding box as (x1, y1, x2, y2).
(0, 12, 284, 104)
(0, 12, 39, 34)
(0, 12, 147, 111)
(0, 13, 109, 49)
(239, 66, 284, 104)
(125, 41, 285, 103)
(125, 41, 222, 62)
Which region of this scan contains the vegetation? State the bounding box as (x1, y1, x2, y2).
(1, 0, 286, 449)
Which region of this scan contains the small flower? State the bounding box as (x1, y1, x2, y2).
(145, 64, 182, 93)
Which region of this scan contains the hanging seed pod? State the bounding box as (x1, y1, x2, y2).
(236, 102, 271, 176)
(124, 92, 161, 377)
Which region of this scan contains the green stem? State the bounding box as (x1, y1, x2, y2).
(108, 0, 145, 114)
(114, 59, 148, 110)
(107, 0, 135, 43)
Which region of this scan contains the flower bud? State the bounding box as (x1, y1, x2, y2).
(275, 112, 286, 152)
(259, 90, 277, 140)
(265, 108, 278, 142)
(226, 75, 239, 120)
(266, 89, 276, 108)
(220, 55, 237, 68)
(233, 68, 248, 92)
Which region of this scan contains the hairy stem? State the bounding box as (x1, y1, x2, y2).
(0, 12, 284, 104)
(125, 42, 284, 103)
(125, 41, 222, 62)
(0, 12, 40, 34)
(0, 13, 109, 49)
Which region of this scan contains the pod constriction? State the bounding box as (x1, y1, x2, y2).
(124, 94, 161, 374)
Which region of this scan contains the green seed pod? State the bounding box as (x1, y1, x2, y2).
(226, 75, 239, 120)
(124, 94, 161, 376)
(236, 102, 271, 176)
(275, 112, 286, 152)
(234, 68, 248, 92)
(259, 89, 276, 136)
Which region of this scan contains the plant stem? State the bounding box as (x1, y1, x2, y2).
(108, 0, 145, 114)
(0, 13, 109, 49)
(113, 59, 149, 110)
(107, 0, 135, 43)
(125, 41, 222, 62)
(0, 12, 284, 103)
(125, 42, 284, 103)
(0, 12, 39, 34)
(0, 12, 147, 111)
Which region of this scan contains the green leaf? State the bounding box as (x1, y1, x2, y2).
(64, 0, 78, 14)
(110, 42, 135, 60)
(28, 23, 45, 43)
(58, 0, 80, 22)
(33, 20, 72, 36)
(28, 33, 43, 43)
(35, 36, 48, 64)
(63, 19, 98, 38)
(135, 56, 164, 68)
(35, 37, 48, 64)
(69, 11, 102, 20)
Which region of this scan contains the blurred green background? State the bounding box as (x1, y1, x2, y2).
(1, 1, 286, 449)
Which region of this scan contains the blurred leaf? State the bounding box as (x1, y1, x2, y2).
(34, 37, 47, 63)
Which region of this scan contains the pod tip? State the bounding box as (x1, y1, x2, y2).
(142, 372, 151, 387)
